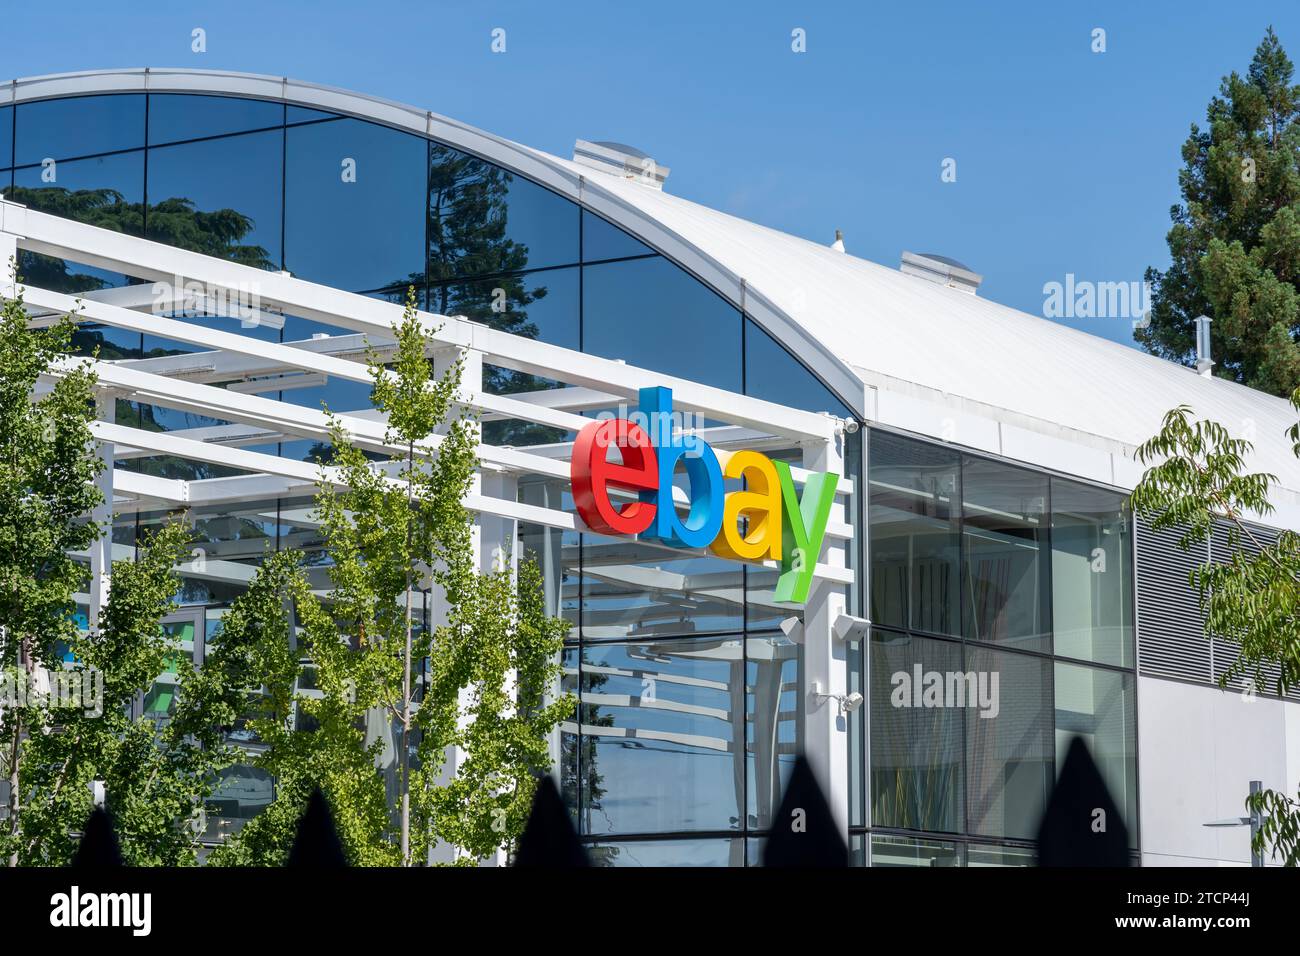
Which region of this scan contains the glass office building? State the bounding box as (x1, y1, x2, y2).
(4, 69, 1295, 867)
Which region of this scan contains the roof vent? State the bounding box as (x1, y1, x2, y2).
(831, 229, 845, 253)
(1195, 314, 1214, 377)
(573, 140, 669, 190)
(900, 251, 982, 295)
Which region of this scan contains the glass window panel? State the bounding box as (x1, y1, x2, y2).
(11, 150, 145, 237)
(14, 94, 145, 165)
(204, 764, 275, 841)
(0, 105, 11, 167)
(746, 633, 802, 829)
(287, 105, 339, 125)
(581, 535, 743, 640)
(962, 456, 1049, 651)
(518, 482, 579, 634)
(76, 324, 142, 361)
(584, 838, 743, 866)
(869, 630, 964, 832)
(869, 431, 960, 636)
(965, 645, 1053, 841)
(147, 129, 283, 269)
(148, 94, 283, 146)
(1051, 480, 1135, 667)
(869, 834, 962, 867)
(285, 118, 425, 292)
(966, 843, 1036, 866)
(583, 257, 742, 392)
(428, 143, 578, 281)
(558, 644, 583, 827)
(582, 209, 653, 262)
(744, 318, 850, 416)
(17, 251, 131, 297)
(429, 266, 579, 349)
(1054, 661, 1137, 847)
(577, 637, 744, 835)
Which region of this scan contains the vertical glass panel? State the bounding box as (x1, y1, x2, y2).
(428, 143, 579, 280)
(518, 481, 579, 635)
(1054, 662, 1138, 847)
(0, 105, 12, 168)
(12, 151, 145, 237)
(148, 94, 283, 146)
(869, 432, 960, 636)
(962, 456, 1049, 651)
(582, 209, 653, 262)
(869, 834, 962, 867)
(869, 630, 964, 832)
(558, 645, 582, 825)
(848, 635, 865, 828)
(584, 838, 743, 867)
(285, 118, 425, 292)
(577, 637, 744, 835)
(14, 94, 145, 165)
(581, 535, 743, 640)
(965, 645, 1053, 841)
(744, 318, 850, 416)
(1051, 480, 1134, 667)
(583, 257, 742, 392)
(147, 129, 283, 268)
(746, 633, 802, 829)
(429, 266, 580, 349)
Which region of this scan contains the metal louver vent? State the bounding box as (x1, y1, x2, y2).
(1135, 516, 1211, 683)
(1136, 515, 1300, 701)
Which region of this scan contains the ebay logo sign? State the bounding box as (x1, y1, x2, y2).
(571, 387, 839, 604)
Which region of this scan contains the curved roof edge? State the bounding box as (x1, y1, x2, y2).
(3, 67, 866, 417)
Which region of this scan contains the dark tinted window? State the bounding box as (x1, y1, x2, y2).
(582, 209, 653, 262)
(148, 94, 283, 146)
(583, 256, 741, 391)
(0, 106, 12, 168)
(285, 118, 425, 292)
(428, 143, 579, 281)
(12, 151, 145, 237)
(429, 266, 580, 350)
(147, 129, 283, 269)
(15, 94, 145, 165)
(286, 105, 338, 124)
(744, 317, 849, 415)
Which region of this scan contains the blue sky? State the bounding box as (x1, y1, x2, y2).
(7, 0, 1298, 345)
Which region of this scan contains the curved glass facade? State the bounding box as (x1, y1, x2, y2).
(2, 91, 854, 860)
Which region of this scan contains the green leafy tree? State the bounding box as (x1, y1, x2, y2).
(0, 280, 102, 865)
(1131, 400, 1300, 864)
(0, 278, 235, 864)
(1139, 27, 1300, 395)
(214, 289, 574, 865)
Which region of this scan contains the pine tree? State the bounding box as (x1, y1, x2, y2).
(1139, 27, 1300, 395)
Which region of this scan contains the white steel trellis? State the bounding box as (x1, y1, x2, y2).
(3, 196, 857, 836)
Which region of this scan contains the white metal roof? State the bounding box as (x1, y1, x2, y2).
(9, 68, 1300, 520)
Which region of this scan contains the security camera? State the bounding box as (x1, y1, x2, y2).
(842, 692, 864, 713)
(843, 418, 860, 434)
(832, 614, 871, 642)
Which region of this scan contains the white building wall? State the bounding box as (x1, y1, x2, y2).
(1138, 676, 1300, 866)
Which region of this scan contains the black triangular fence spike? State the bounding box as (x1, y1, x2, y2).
(287, 786, 348, 866)
(1036, 736, 1131, 867)
(762, 755, 849, 867)
(513, 774, 589, 867)
(71, 806, 123, 867)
